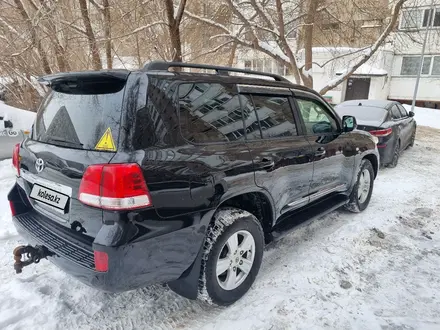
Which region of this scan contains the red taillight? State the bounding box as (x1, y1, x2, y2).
(78, 163, 152, 210)
(12, 143, 20, 176)
(9, 201, 16, 216)
(94, 250, 108, 272)
(369, 128, 392, 137)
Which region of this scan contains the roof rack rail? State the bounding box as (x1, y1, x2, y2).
(143, 61, 290, 82)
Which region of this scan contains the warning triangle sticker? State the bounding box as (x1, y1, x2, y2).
(95, 128, 117, 151)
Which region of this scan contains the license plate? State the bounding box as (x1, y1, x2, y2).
(30, 184, 69, 210)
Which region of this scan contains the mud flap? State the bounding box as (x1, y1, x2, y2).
(167, 245, 204, 300)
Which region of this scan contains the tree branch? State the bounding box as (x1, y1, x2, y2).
(60, 19, 87, 35)
(275, 0, 301, 83)
(311, 46, 371, 68)
(319, 0, 407, 95)
(187, 40, 234, 61)
(184, 10, 231, 35)
(225, 0, 259, 44)
(250, 0, 278, 33)
(88, 0, 104, 11)
(175, 0, 187, 24)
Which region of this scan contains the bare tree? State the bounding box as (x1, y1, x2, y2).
(103, 0, 112, 69)
(302, 0, 321, 88)
(319, 0, 406, 94)
(78, 0, 102, 70)
(164, 0, 187, 63)
(185, 0, 408, 94)
(13, 0, 51, 74)
(89, 0, 112, 68)
(0, 0, 412, 111)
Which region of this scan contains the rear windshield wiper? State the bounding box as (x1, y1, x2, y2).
(48, 137, 84, 147)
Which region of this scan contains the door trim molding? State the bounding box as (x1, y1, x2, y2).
(287, 197, 309, 208)
(308, 184, 347, 203)
(287, 184, 347, 209)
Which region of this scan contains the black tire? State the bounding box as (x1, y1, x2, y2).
(345, 159, 375, 213)
(198, 207, 264, 306)
(406, 127, 416, 149)
(387, 140, 401, 168)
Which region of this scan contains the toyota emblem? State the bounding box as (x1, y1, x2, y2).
(35, 158, 45, 173)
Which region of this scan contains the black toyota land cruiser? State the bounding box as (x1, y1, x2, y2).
(8, 62, 379, 306)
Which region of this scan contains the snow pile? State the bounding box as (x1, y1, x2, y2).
(403, 104, 440, 129)
(1, 128, 440, 329)
(258, 41, 290, 63)
(0, 102, 35, 130)
(336, 64, 388, 76)
(297, 47, 366, 55)
(302, 67, 312, 78)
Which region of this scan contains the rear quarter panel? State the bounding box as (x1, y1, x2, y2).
(347, 130, 380, 187)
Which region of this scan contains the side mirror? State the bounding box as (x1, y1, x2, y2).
(409, 111, 415, 117)
(342, 115, 357, 133)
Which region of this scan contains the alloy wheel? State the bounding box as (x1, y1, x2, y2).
(357, 168, 371, 204)
(216, 230, 255, 291)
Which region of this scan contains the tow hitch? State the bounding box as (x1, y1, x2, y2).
(13, 245, 54, 274)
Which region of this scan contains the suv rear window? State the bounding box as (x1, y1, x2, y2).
(33, 80, 125, 151)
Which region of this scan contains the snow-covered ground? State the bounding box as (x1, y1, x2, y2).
(1, 127, 440, 329)
(403, 104, 440, 129)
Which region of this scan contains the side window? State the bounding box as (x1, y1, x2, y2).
(397, 104, 408, 117)
(239, 95, 263, 140)
(133, 78, 178, 149)
(390, 105, 402, 120)
(296, 98, 338, 135)
(249, 95, 298, 138)
(178, 83, 243, 143)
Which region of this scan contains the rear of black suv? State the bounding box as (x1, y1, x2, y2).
(8, 62, 379, 306)
(8, 69, 210, 293)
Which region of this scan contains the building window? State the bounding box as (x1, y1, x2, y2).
(264, 59, 272, 73)
(422, 9, 432, 27)
(422, 8, 440, 27)
(400, 9, 421, 29)
(400, 56, 432, 75)
(432, 57, 440, 75)
(401, 7, 440, 30)
(274, 61, 285, 75)
(244, 58, 286, 75)
(253, 59, 264, 72)
(423, 57, 432, 74)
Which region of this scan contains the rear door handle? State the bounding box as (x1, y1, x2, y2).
(315, 147, 326, 157)
(257, 158, 275, 171)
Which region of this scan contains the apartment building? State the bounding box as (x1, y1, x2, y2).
(236, 0, 388, 77)
(236, 0, 440, 107)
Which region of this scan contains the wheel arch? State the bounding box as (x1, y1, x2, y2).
(215, 190, 276, 243)
(363, 153, 379, 179)
(168, 189, 276, 300)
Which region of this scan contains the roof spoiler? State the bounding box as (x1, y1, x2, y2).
(37, 70, 130, 87)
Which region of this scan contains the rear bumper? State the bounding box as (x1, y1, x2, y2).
(378, 146, 392, 165)
(9, 184, 206, 293)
